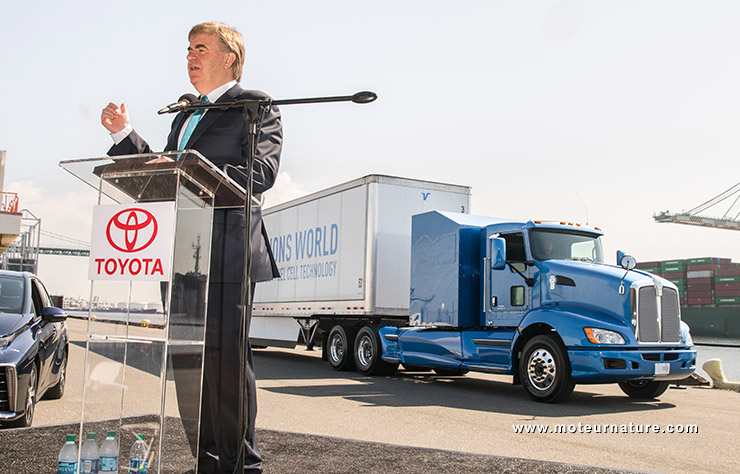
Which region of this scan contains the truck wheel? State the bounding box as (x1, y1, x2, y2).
(354, 326, 398, 376)
(328, 325, 357, 371)
(433, 368, 469, 376)
(618, 380, 670, 399)
(520, 335, 575, 403)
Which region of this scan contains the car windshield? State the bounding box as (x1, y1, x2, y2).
(529, 228, 604, 263)
(0, 276, 25, 314)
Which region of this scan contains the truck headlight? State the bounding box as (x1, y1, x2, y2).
(584, 328, 625, 345)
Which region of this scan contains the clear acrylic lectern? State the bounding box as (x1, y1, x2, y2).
(59, 151, 246, 473)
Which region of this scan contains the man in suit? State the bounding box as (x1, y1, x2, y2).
(101, 22, 281, 474)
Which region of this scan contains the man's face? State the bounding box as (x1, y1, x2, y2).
(187, 33, 235, 95)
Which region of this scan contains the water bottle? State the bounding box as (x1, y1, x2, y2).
(80, 432, 100, 474)
(57, 434, 78, 474)
(99, 430, 119, 472)
(129, 433, 149, 473)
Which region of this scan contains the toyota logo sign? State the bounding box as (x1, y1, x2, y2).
(106, 208, 158, 253)
(89, 202, 175, 281)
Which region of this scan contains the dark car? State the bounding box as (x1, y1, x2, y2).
(0, 270, 68, 428)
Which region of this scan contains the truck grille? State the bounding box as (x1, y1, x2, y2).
(0, 368, 9, 412)
(635, 285, 681, 343)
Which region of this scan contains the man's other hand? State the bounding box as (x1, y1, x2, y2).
(101, 102, 130, 133)
(145, 156, 175, 164)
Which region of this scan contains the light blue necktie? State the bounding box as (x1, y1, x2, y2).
(178, 96, 209, 150)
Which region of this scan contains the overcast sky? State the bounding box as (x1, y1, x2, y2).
(3, 1, 740, 300)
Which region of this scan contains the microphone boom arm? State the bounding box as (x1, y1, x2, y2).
(158, 91, 378, 114)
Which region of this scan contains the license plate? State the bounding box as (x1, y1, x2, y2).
(654, 362, 670, 375)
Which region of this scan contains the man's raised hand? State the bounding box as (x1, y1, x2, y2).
(101, 102, 130, 133)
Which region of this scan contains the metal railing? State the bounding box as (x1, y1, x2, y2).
(0, 192, 19, 213)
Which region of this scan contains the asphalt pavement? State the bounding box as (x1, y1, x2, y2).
(9, 318, 740, 473)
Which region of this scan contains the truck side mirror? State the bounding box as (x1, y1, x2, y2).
(491, 237, 507, 270)
(617, 250, 636, 271)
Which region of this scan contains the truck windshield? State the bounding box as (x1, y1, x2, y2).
(529, 228, 604, 263)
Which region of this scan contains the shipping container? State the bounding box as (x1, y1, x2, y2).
(716, 297, 740, 305)
(716, 268, 740, 277)
(686, 263, 721, 272)
(687, 277, 713, 285)
(686, 257, 729, 265)
(686, 290, 713, 299)
(716, 275, 740, 284)
(687, 297, 713, 305)
(714, 289, 740, 298)
(661, 271, 686, 280)
(665, 278, 686, 287)
(686, 270, 715, 279)
(636, 266, 661, 274)
(662, 264, 686, 273)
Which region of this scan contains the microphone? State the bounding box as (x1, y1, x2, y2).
(158, 93, 198, 114)
(351, 91, 377, 104)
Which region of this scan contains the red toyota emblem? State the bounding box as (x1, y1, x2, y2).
(106, 208, 158, 253)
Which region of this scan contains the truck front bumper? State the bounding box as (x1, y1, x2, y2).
(568, 347, 696, 383)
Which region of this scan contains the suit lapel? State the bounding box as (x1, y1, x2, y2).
(183, 84, 243, 149)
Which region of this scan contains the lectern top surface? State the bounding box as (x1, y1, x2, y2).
(59, 151, 246, 207)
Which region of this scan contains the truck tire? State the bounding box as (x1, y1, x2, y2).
(618, 380, 670, 399)
(520, 335, 575, 403)
(328, 325, 357, 371)
(354, 326, 398, 376)
(433, 368, 469, 377)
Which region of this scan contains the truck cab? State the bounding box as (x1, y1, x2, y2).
(380, 212, 697, 403)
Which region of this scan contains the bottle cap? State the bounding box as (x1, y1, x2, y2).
(65, 434, 76, 442)
(136, 433, 145, 440)
(86, 432, 96, 439)
(106, 430, 116, 437)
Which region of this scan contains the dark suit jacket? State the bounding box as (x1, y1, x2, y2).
(108, 84, 282, 282)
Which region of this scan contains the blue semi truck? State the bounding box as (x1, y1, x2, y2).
(251, 176, 696, 403)
(375, 211, 697, 403)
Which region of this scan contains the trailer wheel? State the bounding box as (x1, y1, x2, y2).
(354, 326, 398, 376)
(328, 325, 357, 371)
(520, 335, 575, 403)
(618, 380, 670, 399)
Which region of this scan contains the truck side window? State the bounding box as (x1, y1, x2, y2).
(501, 233, 526, 261)
(501, 233, 527, 273)
(511, 286, 525, 306)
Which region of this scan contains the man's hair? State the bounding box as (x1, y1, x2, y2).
(189, 22, 245, 82)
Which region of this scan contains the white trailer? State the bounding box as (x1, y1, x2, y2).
(250, 174, 471, 371)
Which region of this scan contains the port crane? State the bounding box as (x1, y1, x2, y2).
(654, 180, 740, 230)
